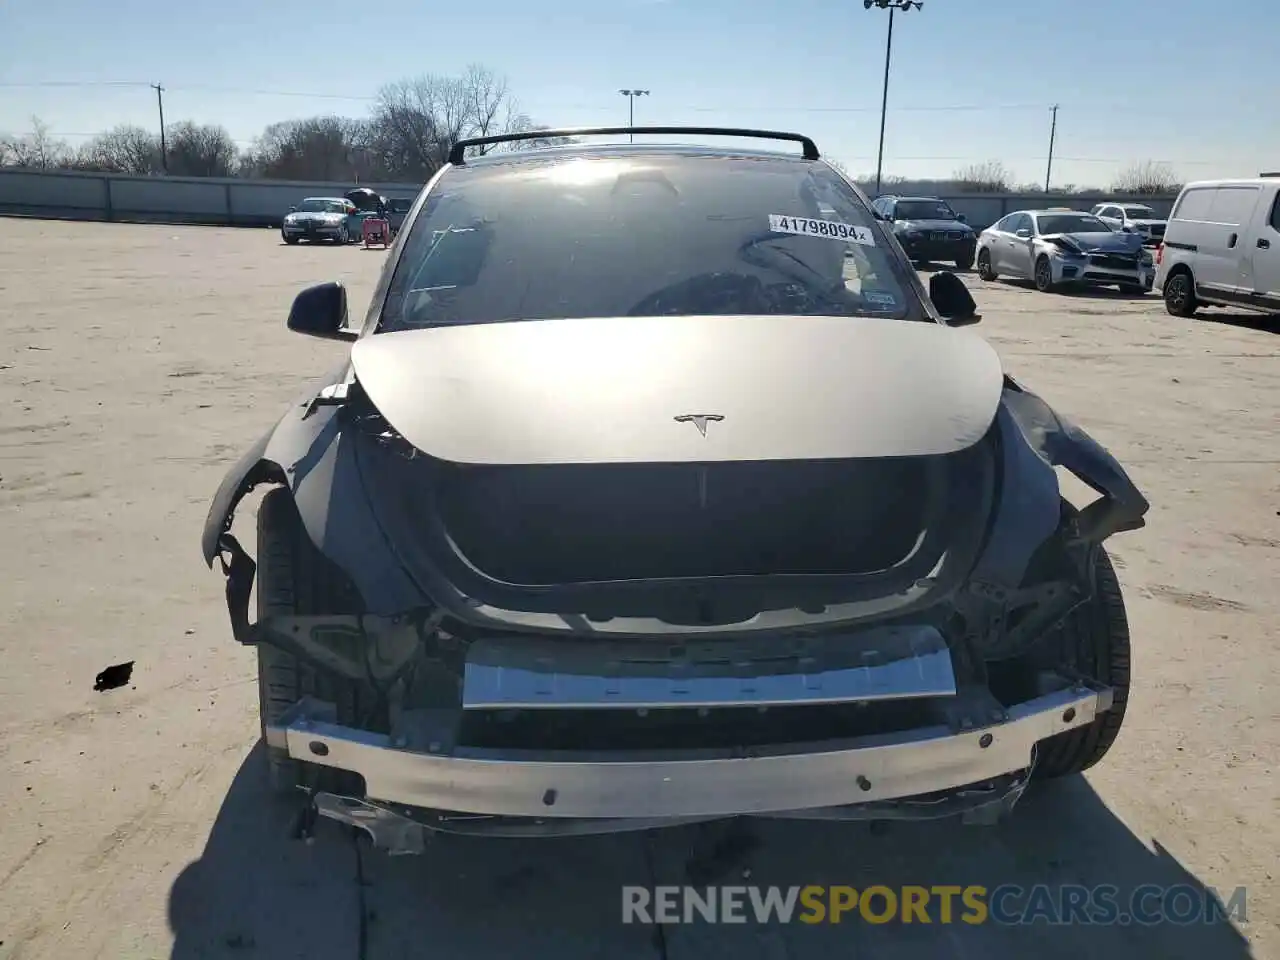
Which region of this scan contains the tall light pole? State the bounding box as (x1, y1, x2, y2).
(862, 0, 922, 197)
(619, 89, 650, 141)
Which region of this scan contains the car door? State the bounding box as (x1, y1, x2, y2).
(1198, 185, 1264, 296)
(986, 214, 1014, 272)
(984, 215, 1013, 272)
(1003, 213, 1035, 278)
(1243, 185, 1280, 307)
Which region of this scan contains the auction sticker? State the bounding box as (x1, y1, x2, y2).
(863, 290, 898, 308)
(770, 214, 876, 247)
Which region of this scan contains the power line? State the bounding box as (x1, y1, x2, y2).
(35, 129, 1223, 166)
(0, 79, 377, 101)
(0, 80, 151, 88)
(0, 79, 1141, 115)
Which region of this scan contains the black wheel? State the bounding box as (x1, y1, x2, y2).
(282, 234, 299, 245)
(1034, 255, 1055, 292)
(1033, 545, 1131, 780)
(256, 489, 370, 795)
(1163, 268, 1198, 317)
(976, 248, 998, 281)
(955, 253, 974, 271)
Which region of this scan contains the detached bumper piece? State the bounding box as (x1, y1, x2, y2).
(268, 679, 1112, 853)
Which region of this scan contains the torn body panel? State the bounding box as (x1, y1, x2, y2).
(203, 372, 1146, 650)
(201, 362, 429, 616)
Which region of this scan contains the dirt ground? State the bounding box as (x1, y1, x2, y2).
(0, 218, 1275, 960)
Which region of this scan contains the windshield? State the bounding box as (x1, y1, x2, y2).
(893, 200, 958, 221)
(1122, 206, 1156, 219)
(297, 199, 346, 213)
(379, 153, 925, 330)
(1035, 213, 1111, 235)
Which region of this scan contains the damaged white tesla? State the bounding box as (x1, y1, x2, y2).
(202, 126, 1149, 853)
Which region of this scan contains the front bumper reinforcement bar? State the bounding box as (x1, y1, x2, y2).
(268, 683, 1110, 830)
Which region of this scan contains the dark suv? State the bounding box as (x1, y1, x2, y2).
(872, 195, 978, 270)
(203, 127, 1146, 851)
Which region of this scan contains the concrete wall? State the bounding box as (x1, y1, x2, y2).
(0, 168, 1178, 231)
(0, 169, 423, 227)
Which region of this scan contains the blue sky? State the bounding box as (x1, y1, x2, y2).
(2, 0, 1274, 186)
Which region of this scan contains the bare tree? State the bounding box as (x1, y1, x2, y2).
(2, 116, 68, 169)
(74, 125, 163, 174)
(369, 76, 452, 179)
(165, 122, 239, 177)
(369, 65, 551, 178)
(241, 116, 368, 180)
(852, 172, 908, 195)
(951, 161, 1011, 193)
(2, 69, 560, 181)
(1111, 160, 1181, 195)
(493, 113, 576, 153)
(462, 65, 511, 146)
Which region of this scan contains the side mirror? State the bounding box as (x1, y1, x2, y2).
(956, 213, 968, 224)
(288, 205, 298, 212)
(929, 271, 981, 326)
(1015, 228, 1032, 239)
(287, 282, 357, 341)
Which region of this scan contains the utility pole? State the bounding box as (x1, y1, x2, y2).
(619, 89, 649, 141)
(152, 82, 168, 173)
(863, 1, 923, 197)
(1045, 103, 1059, 193)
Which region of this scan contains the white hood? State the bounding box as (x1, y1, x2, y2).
(349, 314, 1004, 466)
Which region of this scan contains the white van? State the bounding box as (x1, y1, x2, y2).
(1154, 175, 1280, 317)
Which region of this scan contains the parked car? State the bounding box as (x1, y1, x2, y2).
(977, 209, 1154, 294)
(385, 196, 415, 235)
(1155, 175, 1280, 317)
(871, 194, 977, 270)
(1090, 202, 1167, 245)
(282, 197, 356, 245)
(203, 127, 1148, 852)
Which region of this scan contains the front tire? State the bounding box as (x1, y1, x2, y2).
(1033, 545, 1131, 780)
(282, 233, 299, 245)
(955, 252, 975, 271)
(976, 248, 998, 281)
(256, 489, 369, 795)
(1163, 269, 1198, 317)
(1034, 255, 1055, 292)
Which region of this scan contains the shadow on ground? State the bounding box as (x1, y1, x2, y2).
(1200, 310, 1280, 335)
(169, 748, 1254, 959)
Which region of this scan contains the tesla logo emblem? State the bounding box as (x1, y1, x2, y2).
(674, 414, 724, 437)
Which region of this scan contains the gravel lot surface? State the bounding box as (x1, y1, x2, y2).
(0, 219, 1275, 959)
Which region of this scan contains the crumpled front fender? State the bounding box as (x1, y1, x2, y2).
(201, 428, 279, 567)
(1002, 378, 1150, 543)
(200, 361, 429, 616)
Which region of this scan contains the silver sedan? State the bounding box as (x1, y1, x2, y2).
(976, 209, 1154, 294)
